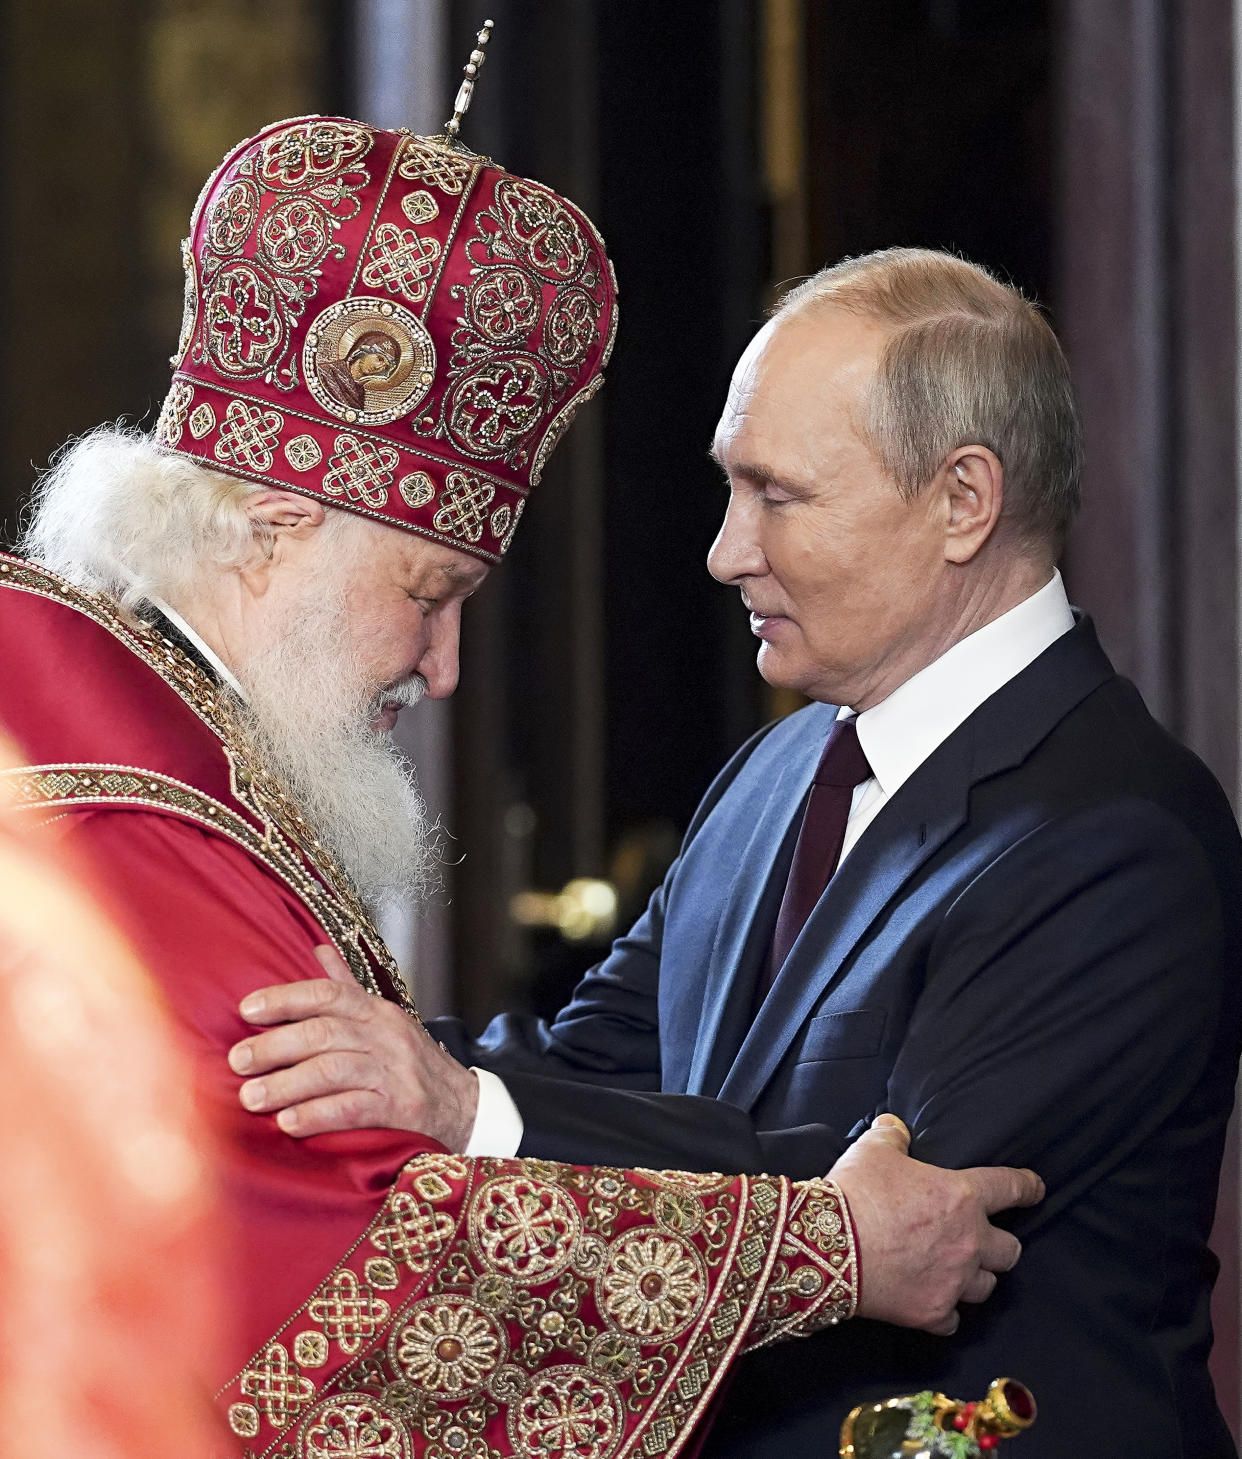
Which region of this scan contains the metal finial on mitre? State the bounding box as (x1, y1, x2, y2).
(443, 18, 495, 147)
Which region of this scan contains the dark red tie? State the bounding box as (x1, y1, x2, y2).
(768, 718, 873, 978)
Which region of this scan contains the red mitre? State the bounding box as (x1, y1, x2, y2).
(156, 116, 618, 564)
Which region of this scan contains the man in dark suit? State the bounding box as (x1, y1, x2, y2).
(231, 248, 1242, 1455)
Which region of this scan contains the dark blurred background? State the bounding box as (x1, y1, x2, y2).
(3, 0, 1239, 1426)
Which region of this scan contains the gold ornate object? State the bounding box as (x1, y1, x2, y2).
(840, 1378, 1036, 1458)
(443, 18, 495, 146)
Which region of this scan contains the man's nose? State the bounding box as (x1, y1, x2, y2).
(417, 609, 462, 699)
(707, 496, 766, 584)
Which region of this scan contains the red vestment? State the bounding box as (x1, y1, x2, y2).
(0, 734, 224, 1459)
(0, 555, 859, 1459)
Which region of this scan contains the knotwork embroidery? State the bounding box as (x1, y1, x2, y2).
(432, 472, 496, 545)
(362, 224, 443, 305)
(214, 400, 285, 473)
(397, 137, 475, 195)
(323, 433, 399, 509)
(308, 1272, 391, 1357)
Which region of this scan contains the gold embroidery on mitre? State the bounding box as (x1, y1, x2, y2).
(323, 433, 398, 510)
(172, 236, 198, 367)
(432, 471, 495, 544)
(214, 400, 284, 473)
(530, 374, 605, 485)
(397, 136, 474, 194)
(499, 499, 525, 555)
(489, 503, 512, 540)
(156, 381, 194, 446)
(362, 224, 443, 306)
(398, 471, 435, 509)
(195, 119, 374, 393)
(188, 401, 216, 440)
(400, 189, 440, 225)
(284, 432, 323, 471)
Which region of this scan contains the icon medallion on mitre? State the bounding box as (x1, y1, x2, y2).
(304, 297, 437, 426)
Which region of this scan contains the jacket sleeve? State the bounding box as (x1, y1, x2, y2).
(881, 800, 1231, 1226)
(431, 722, 853, 1178)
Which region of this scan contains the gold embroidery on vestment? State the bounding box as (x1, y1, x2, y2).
(0, 557, 414, 1014)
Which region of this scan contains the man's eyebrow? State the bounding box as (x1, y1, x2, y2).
(707, 448, 790, 489)
(430, 562, 488, 590)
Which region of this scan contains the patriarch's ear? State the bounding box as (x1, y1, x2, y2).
(243, 490, 326, 537)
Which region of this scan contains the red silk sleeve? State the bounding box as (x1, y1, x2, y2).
(62, 808, 447, 1364)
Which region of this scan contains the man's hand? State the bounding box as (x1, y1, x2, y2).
(830, 1114, 1043, 1336)
(228, 947, 478, 1149)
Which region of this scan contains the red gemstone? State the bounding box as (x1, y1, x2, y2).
(953, 1413, 969, 1431)
(979, 1437, 999, 1451)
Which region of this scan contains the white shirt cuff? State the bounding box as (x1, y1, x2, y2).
(464, 1067, 524, 1158)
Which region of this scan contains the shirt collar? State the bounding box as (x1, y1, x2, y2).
(144, 591, 248, 700)
(841, 570, 1075, 798)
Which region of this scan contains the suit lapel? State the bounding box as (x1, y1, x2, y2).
(683, 706, 833, 1096)
(719, 731, 974, 1107)
(715, 615, 1117, 1110)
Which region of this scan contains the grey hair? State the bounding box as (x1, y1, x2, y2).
(19, 426, 359, 612)
(775, 248, 1083, 553)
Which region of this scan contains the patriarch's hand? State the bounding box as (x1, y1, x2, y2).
(829, 1114, 1043, 1335)
(228, 946, 478, 1150)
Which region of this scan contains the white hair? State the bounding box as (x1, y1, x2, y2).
(20, 425, 438, 913)
(18, 424, 359, 612)
(228, 570, 438, 912)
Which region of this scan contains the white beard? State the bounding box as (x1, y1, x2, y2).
(225, 581, 437, 915)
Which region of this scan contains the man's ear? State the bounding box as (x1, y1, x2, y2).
(941, 446, 1003, 564)
(236, 491, 327, 594)
(243, 489, 326, 537)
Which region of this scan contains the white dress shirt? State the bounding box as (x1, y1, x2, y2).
(837, 570, 1075, 864)
(466, 571, 1076, 1158)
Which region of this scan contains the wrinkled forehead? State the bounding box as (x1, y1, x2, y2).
(329, 507, 491, 592)
(390, 528, 491, 591)
(713, 308, 887, 457)
(719, 318, 782, 426)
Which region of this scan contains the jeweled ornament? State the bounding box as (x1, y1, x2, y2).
(156, 13, 616, 563)
(840, 1378, 1036, 1457)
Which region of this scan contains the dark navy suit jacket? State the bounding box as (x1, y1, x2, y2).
(435, 618, 1242, 1457)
